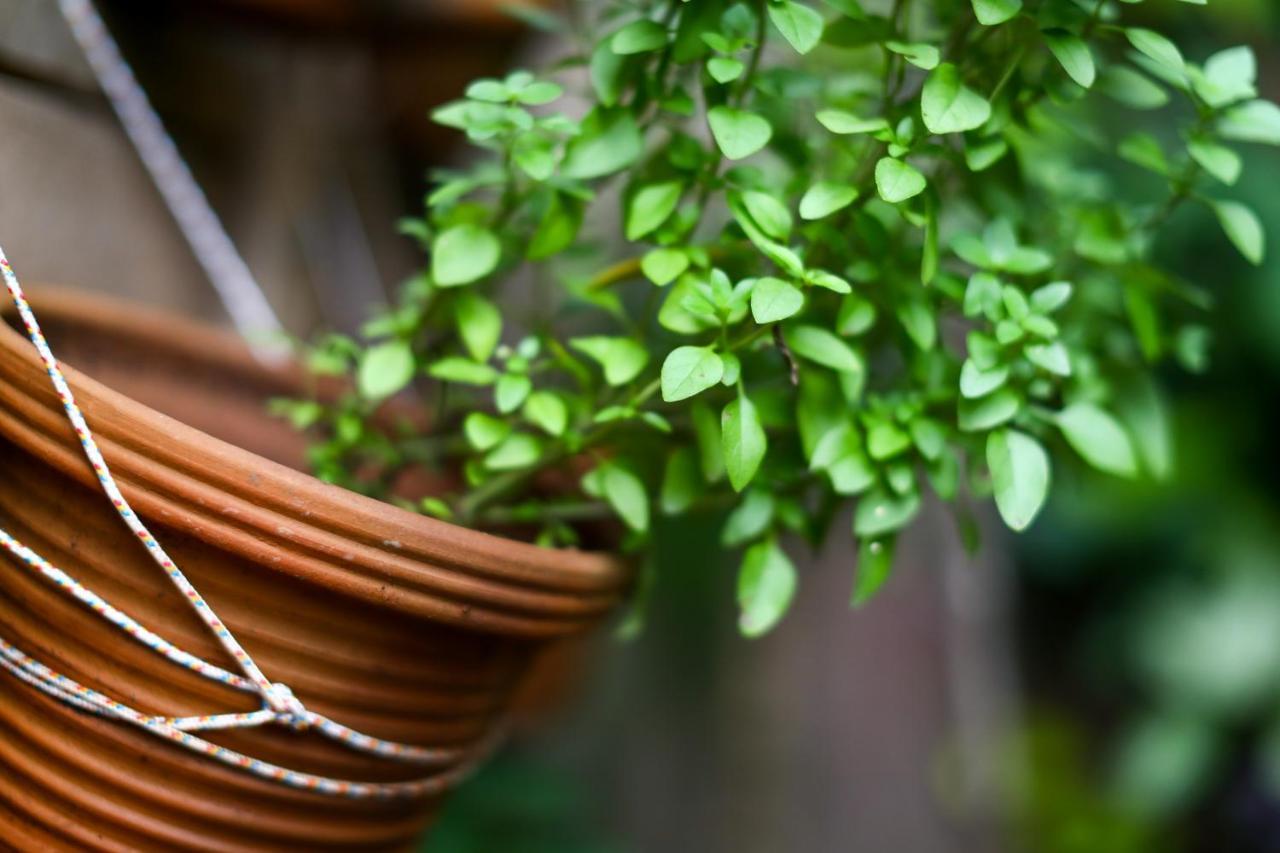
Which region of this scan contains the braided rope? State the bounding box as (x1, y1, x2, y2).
(0, 247, 498, 798)
(56, 0, 285, 356)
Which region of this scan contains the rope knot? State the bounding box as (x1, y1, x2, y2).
(264, 682, 311, 732)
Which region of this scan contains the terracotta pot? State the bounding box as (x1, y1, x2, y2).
(0, 289, 629, 851)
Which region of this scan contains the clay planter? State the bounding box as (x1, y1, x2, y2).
(0, 289, 629, 851)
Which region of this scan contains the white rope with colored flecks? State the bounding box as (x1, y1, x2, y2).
(0, 245, 501, 798)
(56, 0, 286, 359)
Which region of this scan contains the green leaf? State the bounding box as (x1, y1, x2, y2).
(586, 463, 650, 533)
(751, 277, 805, 323)
(722, 393, 768, 491)
(784, 324, 864, 373)
(660, 447, 702, 515)
(641, 248, 690, 286)
(661, 346, 725, 401)
(432, 224, 500, 287)
(358, 340, 415, 399)
(1098, 66, 1169, 110)
(1030, 281, 1072, 313)
(626, 181, 683, 240)
(960, 359, 1009, 398)
(1026, 342, 1071, 376)
(1218, 100, 1280, 146)
(1056, 403, 1138, 477)
(921, 63, 991, 135)
(515, 80, 562, 106)
(1044, 30, 1096, 88)
(851, 538, 896, 607)
(987, 429, 1050, 531)
(971, 0, 1021, 26)
(1119, 133, 1169, 176)
(464, 412, 510, 451)
(1193, 46, 1257, 108)
(767, 0, 825, 54)
(1211, 200, 1265, 265)
(1117, 378, 1174, 481)
(1187, 140, 1242, 186)
(570, 336, 650, 386)
(485, 433, 542, 470)
(428, 357, 498, 386)
(707, 56, 745, 84)
(611, 19, 667, 54)
(1126, 28, 1185, 77)
(722, 490, 776, 547)
(958, 388, 1020, 431)
(867, 420, 911, 460)
(528, 192, 583, 260)
(799, 182, 859, 220)
(896, 300, 936, 351)
(495, 374, 533, 413)
(562, 110, 643, 179)
(854, 488, 921, 538)
(454, 292, 502, 362)
(523, 391, 568, 437)
(692, 401, 725, 482)
(815, 110, 889, 135)
(740, 191, 793, 240)
(875, 157, 927, 203)
(737, 539, 797, 637)
(886, 41, 939, 70)
(708, 107, 773, 160)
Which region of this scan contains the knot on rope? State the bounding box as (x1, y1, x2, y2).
(264, 682, 311, 732)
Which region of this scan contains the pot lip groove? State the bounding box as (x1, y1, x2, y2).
(0, 288, 630, 637)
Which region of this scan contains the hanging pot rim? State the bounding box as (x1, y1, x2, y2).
(0, 287, 631, 638)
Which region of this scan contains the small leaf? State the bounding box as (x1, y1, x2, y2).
(523, 391, 568, 436)
(454, 292, 502, 362)
(722, 490, 775, 547)
(1187, 140, 1242, 186)
(358, 340, 415, 399)
(611, 19, 667, 55)
(707, 56, 745, 84)
(875, 157, 927, 203)
(708, 106, 774, 160)
(815, 110, 888, 135)
(1025, 342, 1071, 376)
(851, 538, 896, 607)
(660, 448, 702, 515)
(854, 488, 921, 538)
(485, 433, 542, 470)
(464, 412, 510, 451)
(958, 388, 1020, 431)
(751, 277, 805, 323)
(641, 248, 690, 285)
(1211, 200, 1265, 265)
(737, 539, 797, 637)
(1056, 403, 1138, 477)
(768, 0, 825, 54)
(722, 393, 768, 492)
(1044, 30, 1096, 88)
(1218, 100, 1280, 146)
(587, 463, 650, 532)
(740, 191, 793, 240)
(432, 224, 500, 287)
(799, 182, 859, 220)
(626, 181, 683, 240)
(661, 346, 725, 401)
(1030, 281, 1072, 313)
(921, 63, 991, 135)
(428, 357, 499, 386)
(960, 359, 1009, 398)
(784, 325, 864, 374)
(1126, 28, 1185, 77)
(987, 429, 1050, 531)
(570, 336, 650, 386)
(971, 0, 1021, 27)
(562, 109, 643, 180)
(886, 41, 939, 70)
(495, 374, 533, 413)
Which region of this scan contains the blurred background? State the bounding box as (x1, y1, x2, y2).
(0, 1, 1275, 851)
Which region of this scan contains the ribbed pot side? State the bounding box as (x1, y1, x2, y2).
(0, 289, 630, 852)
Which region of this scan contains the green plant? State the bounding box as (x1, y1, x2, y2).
(274, 0, 1276, 636)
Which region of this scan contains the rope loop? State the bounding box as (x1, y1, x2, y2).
(264, 682, 312, 732)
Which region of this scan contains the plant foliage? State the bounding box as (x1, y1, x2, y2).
(275, 0, 1275, 635)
